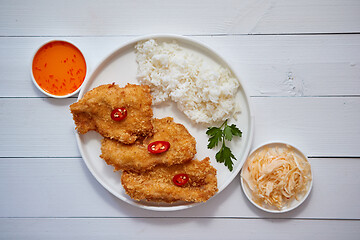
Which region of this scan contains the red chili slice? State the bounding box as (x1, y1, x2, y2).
(173, 173, 189, 186)
(111, 107, 127, 121)
(147, 141, 170, 154)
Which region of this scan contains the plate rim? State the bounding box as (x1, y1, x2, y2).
(75, 34, 255, 211)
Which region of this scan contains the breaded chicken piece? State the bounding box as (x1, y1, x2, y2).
(100, 117, 196, 172)
(70, 83, 153, 144)
(121, 157, 218, 203)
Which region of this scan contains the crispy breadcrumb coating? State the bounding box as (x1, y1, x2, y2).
(70, 83, 218, 204)
(70, 83, 153, 144)
(121, 158, 218, 203)
(100, 117, 196, 172)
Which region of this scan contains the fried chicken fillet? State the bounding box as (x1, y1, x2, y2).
(121, 157, 218, 203)
(100, 117, 196, 172)
(70, 83, 153, 144)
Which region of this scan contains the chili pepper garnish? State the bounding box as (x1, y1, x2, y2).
(173, 173, 189, 186)
(111, 107, 127, 121)
(148, 141, 170, 154)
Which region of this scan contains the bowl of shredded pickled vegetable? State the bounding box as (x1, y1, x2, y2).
(240, 142, 313, 213)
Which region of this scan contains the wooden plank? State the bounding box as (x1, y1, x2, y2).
(0, 218, 359, 240)
(0, 35, 359, 97)
(0, 98, 79, 158)
(0, 0, 359, 36)
(201, 35, 360, 97)
(0, 157, 359, 219)
(0, 97, 359, 158)
(251, 97, 360, 157)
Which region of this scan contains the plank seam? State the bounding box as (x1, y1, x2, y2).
(0, 217, 359, 221)
(250, 95, 360, 98)
(196, 32, 360, 37)
(0, 32, 360, 38)
(1, 96, 360, 99)
(1, 157, 360, 159)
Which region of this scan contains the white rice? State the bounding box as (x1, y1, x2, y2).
(135, 39, 240, 124)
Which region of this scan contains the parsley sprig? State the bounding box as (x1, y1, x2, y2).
(206, 120, 242, 171)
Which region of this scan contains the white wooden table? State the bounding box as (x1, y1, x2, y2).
(1, 0, 360, 239)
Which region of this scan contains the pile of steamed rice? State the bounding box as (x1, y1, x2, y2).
(135, 39, 240, 124)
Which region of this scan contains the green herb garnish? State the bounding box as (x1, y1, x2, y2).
(206, 119, 242, 171)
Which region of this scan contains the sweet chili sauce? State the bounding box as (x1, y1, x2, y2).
(32, 41, 86, 96)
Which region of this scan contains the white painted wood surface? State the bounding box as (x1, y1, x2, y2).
(1, 35, 360, 97)
(1, 158, 359, 219)
(1, 0, 360, 35)
(0, 97, 359, 158)
(0, 0, 359, 239)
(1, 218, 359, 240)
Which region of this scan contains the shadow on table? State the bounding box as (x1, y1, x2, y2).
(79, 157, 224, 219)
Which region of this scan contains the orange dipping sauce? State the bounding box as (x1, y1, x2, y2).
(32, 41, 86, 96)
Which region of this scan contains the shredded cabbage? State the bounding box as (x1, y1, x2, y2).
(241, 145, 312, 210)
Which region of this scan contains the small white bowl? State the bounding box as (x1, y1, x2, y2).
(30, 40, 87, 98)
(240, 142, 313, 213)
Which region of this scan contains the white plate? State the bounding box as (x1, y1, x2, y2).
(75, 34, 254, 211)
(240, 142, 313, 213)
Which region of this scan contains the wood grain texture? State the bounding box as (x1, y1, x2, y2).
(0, 157, 359, 219)
(0, 98, 79, 158)
(1, 218, 359, 240)
(0, 97, 358, 158)
(1, 0, 359, 236)
(0, 35, 359, 97)
(251, 97, 360, 157)
(0, 0, 359, 36)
